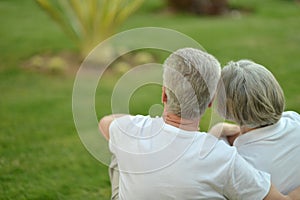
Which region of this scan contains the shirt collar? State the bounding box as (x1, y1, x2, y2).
(233, 119, 283, 147)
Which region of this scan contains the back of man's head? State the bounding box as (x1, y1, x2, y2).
(163, 48, 221, 119)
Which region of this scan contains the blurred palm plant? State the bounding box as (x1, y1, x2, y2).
(35, 0, 144, 58)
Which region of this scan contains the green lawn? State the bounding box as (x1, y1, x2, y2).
(1, 0, 300, 199)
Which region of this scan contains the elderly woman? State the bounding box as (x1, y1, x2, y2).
(209, 60, 300, 195)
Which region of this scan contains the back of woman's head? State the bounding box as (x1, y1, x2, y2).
(217, 60, 285, 128)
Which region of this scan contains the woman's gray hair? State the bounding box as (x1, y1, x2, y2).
(163, 48, 221, 119)
(217, 60, 285, 128)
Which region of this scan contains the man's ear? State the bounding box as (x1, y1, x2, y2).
(162, 86, 167, 103)
(208, 95, 215, 108)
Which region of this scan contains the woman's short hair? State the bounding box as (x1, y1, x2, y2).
(217, 60, 285, 128)
(163, 48, 221, 119)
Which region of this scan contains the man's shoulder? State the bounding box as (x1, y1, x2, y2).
(199, 133, 237, 159)
(110, 114, 163, 132)
(109, 115, 165, 145)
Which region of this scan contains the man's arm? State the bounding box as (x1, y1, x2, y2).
(99, 114, 128, 140)
(288, 186, 300, 200)
(224, 149, 300, 200)
(208, 122, 240, 145)
(264, 184, 300, 200)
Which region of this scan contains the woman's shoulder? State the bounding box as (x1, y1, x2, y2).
(282, 111, 300, 125)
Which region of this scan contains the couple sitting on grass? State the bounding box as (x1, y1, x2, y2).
(99, 48, 300, 200)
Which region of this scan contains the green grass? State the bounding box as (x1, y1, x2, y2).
(1, 0, 300, 199)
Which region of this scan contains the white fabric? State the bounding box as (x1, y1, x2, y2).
(109, 115, 271, 200)
(234, 111, 300, 194)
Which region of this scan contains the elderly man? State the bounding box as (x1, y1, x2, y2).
(209, 60, 300, 195)
(99, 49, 300, 199)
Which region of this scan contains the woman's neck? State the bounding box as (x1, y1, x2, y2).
(240, 126, 259, 134)
(240, 124, 271, 134)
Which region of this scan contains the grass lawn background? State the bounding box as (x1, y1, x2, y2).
(1, 0, 300, 199)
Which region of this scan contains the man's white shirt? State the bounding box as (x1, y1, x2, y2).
(109, 115, 271, 200)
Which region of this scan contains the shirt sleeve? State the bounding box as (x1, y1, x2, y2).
(108, 115, 145, 156)
(220, 136, 230, 145)
(223, 151, 271, 200)
(108, 118, 118, 155)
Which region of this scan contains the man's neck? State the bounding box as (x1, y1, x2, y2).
(163, 112, 200, 131)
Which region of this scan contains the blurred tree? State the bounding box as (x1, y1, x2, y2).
(166, 0, 228, 15)
(35, 0, 144, 58)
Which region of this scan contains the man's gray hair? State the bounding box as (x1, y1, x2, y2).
(217, 59, 285, 128)
(163, 48, 221, 119)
